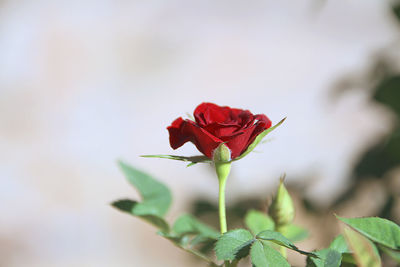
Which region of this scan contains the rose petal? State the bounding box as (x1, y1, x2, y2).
(238, 110, 255, 128)
(203, 123, 241, 138)
(224, 115, 272, 159)
(167, 117, 223, 158)
(224, 127, 257, 159)
(254, 114, 272, 128)
(167, 117, 187, 149)
(194, 103, 232, 126)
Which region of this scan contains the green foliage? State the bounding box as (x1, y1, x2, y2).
(111, 162, 173, 232)
(157, 231, 185, 244)
(306, 249, 342, 267)
(307, 215, 400, 267)
(234, 117, 286, 161)
(214, 229, 254, 261)
(340, 254, 357, 266)
(256, 230, 315, 256)
(343, 226, 381, 267)
(379, 244, 400, 263)
(172, 214, 219, 240)
(140, 154, 211, 166)
(112, 161, 400, 267)
(117, 161, 172, 217)
(244, 210, 275, 235)
(354, 126, 400, 179)
(112, 199, 170, 232)
(112, 162, 219, 266)
(279, 224, 309, 242)
(353, 76, 400, 180)
(250, 240, 290, 267)
(157, 232, 219, 267)
(215, 228, 314, 264)
(337, 216, 400, 250)
(329, 234, 350, 254)
(306, 234, 357, 267)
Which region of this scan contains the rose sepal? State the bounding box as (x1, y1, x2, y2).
(140, 154, 211, 167)
(233, 117, 286, 161)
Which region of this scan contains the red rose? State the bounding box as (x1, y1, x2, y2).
(167, 103, 272, 160)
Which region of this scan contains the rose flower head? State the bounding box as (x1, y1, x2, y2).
(167, 103, 278, 161)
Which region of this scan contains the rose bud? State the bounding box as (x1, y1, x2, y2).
(269, 177, 295, 227)
(213, 143, 231, 163)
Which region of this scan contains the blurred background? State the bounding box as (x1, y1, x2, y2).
(1, 0, 400, 266)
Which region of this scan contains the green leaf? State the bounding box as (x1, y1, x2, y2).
(141, 154, 211, 166)
(157, 231, 185, 244)
(379, 244, 400, 263)
(157, 231, 188, 246)
(329, 234, 350, 254)
(250, 240, 290, 267)
(337, 215, 400, 250)
(234, 117, 286, 161)
(112, 199, 169, 232)
(118, 161, 172, 217)
(190, 235, 214, 247)
(172, 214, 219, 240)
(280, 224, 309, 242)
(157, 232, 219, 267)
(341, 253, 357, 265)
(112, 162, 172, 232)
(321, 249, 342, 267)
(214, 229, 254, 261)
(244, 210, 275, 235)
(327, 235, 357, 265)
(256, 230, 315, 257)
(343, 226, 381, 267)
(306, 249, 342, 267)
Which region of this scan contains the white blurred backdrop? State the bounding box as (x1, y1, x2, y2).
(0, 0, 397, 266)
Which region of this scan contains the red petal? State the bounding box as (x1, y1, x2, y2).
(225, 114, 272, 159)
(224, 128, 256, 159)
(254, 114, 272, 128)
(203, 123, 241, 139)
(194, 103, 232, 126)
(167, 117, 223, 158)
(167, 117, 187, 149)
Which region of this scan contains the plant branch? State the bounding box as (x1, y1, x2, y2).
(182, 247, 220, 267)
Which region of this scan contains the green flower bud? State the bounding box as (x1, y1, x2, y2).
(213, 144, 232, 188)
(213, 143, 231, 163)
(269, 177, 295, 227)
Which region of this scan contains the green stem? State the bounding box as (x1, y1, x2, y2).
(218, 176, 227, 234)
(215, 162, 231, 234)
(215, 162, 231, 267)
(276, 225, 287, 259)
